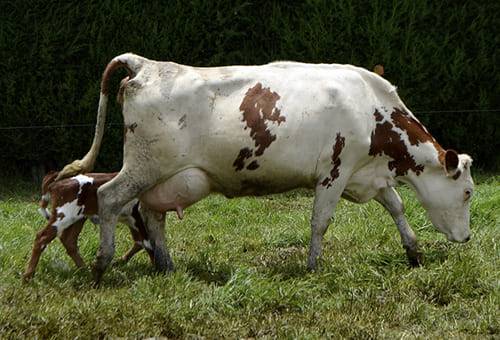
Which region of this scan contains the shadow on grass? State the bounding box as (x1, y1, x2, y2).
(254, 245, 310, 280)
(264, 260, 310, 280)
(364, 251, 410, 270)
(25, 259, 157, 289)
(419, 240, 453, 265)
(362, 240, 454, 272)
(184, 259, 232, 286)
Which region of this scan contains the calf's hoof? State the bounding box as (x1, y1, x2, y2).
(112, 256, 129, 266)
(22, 272, 34, 282)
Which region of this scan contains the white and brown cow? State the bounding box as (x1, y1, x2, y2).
(57, 54, 474, 283)
(23, 171, 154, 281)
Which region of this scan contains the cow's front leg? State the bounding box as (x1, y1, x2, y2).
(308, 174, 350, 271)
(139, 206, 173, 272)
(374, 187, 421, 266)
(94, 169, 156, 285)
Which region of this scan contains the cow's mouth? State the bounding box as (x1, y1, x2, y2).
(446, 233, 471, 243)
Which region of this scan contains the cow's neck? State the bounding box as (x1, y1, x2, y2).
(370, 106, 445, 180)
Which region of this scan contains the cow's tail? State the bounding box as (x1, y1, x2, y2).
(55, 53, 146, 181)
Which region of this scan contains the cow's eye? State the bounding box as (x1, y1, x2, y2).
(464, 189, 472, 201)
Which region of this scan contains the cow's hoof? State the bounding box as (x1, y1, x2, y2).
(155, 258, 175, 273)
(153, 247, 174, 273)
(91, 264, 105, 287)
(406, 249, 423, 267)
(306, 259, 318, 272)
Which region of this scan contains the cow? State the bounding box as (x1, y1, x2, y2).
(23, 171, 154, 281)
(57, 53, 474, 284)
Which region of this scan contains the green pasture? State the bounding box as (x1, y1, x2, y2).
(0, 175, 498, 338)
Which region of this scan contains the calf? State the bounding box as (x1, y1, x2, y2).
(23, 171, 154, 281)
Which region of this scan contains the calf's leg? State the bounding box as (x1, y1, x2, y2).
(374, 187, 421, 266)
(120, 242, 144, 263)
(23, 223, 58, 281)
(59, 219, 86, 268)
(119, 203, 155, 263)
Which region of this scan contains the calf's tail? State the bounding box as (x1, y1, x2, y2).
(38, 195, 51, 220)
(38, 171, 59, 219)
(55, 53, 146, 181)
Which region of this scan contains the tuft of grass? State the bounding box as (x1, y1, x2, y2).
(0, 175, 498, 338)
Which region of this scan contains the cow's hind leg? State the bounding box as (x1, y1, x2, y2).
(374, 187, 421, 266)
(60, 219, 86, 268)
(93, 169, 162, 284)
(23, 223, 58, 281)
(308, 174, 350, 271)
(139, 206, 172, 271)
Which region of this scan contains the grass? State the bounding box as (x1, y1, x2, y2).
(0, 175, 498, 338)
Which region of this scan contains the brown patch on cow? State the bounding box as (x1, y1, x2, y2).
(239, 83, 286, 156)
(391, 108, 445, 164)
(117, 76, 130, 104)
(233, 147, 253, 171)
(321, 133, 346, 188)
(246, 160, 260, 170)
(369, 109, 425, 176)
(127, 122, 138, 134)
(374, 109, 384, 122)
(178, 114, 187, 129)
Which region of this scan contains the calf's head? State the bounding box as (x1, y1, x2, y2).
(412, 150, 474, 243)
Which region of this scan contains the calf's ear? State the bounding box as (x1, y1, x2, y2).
(444, 149, 459, 176)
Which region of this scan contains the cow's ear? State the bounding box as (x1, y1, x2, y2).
(444, 149, 459, 175)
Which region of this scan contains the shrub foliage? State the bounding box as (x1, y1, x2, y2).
(1, 0, 498, 174)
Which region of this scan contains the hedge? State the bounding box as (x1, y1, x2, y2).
(1, 0, 498, 176)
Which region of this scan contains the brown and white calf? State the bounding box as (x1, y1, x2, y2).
(23, 171, 154, 281)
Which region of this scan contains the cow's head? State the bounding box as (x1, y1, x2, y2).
(411, 150, 474, 242)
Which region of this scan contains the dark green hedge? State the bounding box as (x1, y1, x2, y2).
(1, 0, 498, 176)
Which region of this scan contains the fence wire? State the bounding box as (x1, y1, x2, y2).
(0, 109, 499, 130)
